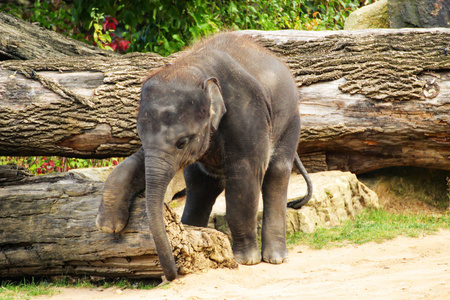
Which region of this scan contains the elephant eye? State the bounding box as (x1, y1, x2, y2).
(175, 136, 192, 149)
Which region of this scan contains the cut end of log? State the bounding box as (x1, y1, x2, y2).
(163, 204, 238, 275)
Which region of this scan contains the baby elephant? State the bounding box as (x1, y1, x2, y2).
(96, 32, 312, 281)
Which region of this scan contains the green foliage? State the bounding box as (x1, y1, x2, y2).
(88, 8, 114, 51)
(0, 156, 123, 175)
(287, 209, 450, 249)
(1, 0, 79, 37)
(77, 0, 373, 56)
(0, 0, 373, 56)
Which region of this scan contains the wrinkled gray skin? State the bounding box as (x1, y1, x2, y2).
(96, 33, 312, 281)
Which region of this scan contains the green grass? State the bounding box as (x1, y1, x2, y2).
(0, 279, 56, 300)
(287, 209, 450, 249)
(0, 277, 159, 300)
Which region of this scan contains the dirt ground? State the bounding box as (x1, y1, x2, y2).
(35, 229, 450, 300)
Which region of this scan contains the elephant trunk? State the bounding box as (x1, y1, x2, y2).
(145, 153, 178, 281)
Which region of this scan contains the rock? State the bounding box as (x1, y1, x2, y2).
(344, 0, 389, 30)
(344, 0, 450, 30)
(290, 206, 319, 234)
(68, 166, 114, 182)
(183, 171, 379, 239)
(164, 170, 186, 203)
(70, 167, 186, 203)
(285, 171, 379, 234)
(388, 0, 450, 28)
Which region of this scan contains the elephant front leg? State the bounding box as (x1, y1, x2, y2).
(96, 147, 145, 233)
(225, 163, 263, 265)
(181, 163, 224, 227)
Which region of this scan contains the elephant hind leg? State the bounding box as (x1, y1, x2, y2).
(224, 159, 265, 265)
(261, 120, 300, 264)
(261, 156, 291, 264)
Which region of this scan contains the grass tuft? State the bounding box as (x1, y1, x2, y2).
(0, 277, 159, 300)
(287, 209, 450, 249)
(0, 279, 57, 300)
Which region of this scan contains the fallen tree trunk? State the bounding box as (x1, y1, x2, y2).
(1, 27, 449, 173)
(0, 165, 237, 279)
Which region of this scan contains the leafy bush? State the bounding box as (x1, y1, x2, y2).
(73, 0, 373, 55)
(1, 0, 373, 56)
(0, 156, 123, 175)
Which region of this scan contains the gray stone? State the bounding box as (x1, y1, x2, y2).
(389, 0, 450, 28)
(192, 171, 379, 239)
(284, 171, 379, 234)
(68, 166, 114, 182)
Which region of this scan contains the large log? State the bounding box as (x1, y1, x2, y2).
(246, 29, 450, 173)
(0, 27, 449, 173)
(0, 165, 237, 279)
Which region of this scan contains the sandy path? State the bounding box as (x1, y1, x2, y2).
(35, 229, 450, 300)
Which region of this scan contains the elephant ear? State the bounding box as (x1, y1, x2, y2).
(203, 77, 226, 131)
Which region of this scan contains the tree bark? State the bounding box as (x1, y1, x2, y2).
(0, 27, 449, 174)
(0, 165, 237, 279)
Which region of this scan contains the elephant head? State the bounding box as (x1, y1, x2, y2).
(137, 71, 226, 280)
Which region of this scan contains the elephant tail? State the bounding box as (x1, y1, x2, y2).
(287, 153, 313, 209)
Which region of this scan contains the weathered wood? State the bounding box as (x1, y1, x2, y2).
(0, 168, 237, 279)
(0, 12, 116, 60)
(0, 53, 167, 157)
(1, 28, 449, 173)
(296, 72, 450, 173)
(0, 165, 32, 184)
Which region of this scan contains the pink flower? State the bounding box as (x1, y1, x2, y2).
(118, 39, 131, 52)
(108, 38, 131, 53)
(103, 16, 118, 31)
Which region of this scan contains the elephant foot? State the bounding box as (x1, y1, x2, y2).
(96, 206, 129, 234)
(262, 253, 289, 264)
(233, 246, 262, 265)
(262, 245, 289, 264)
